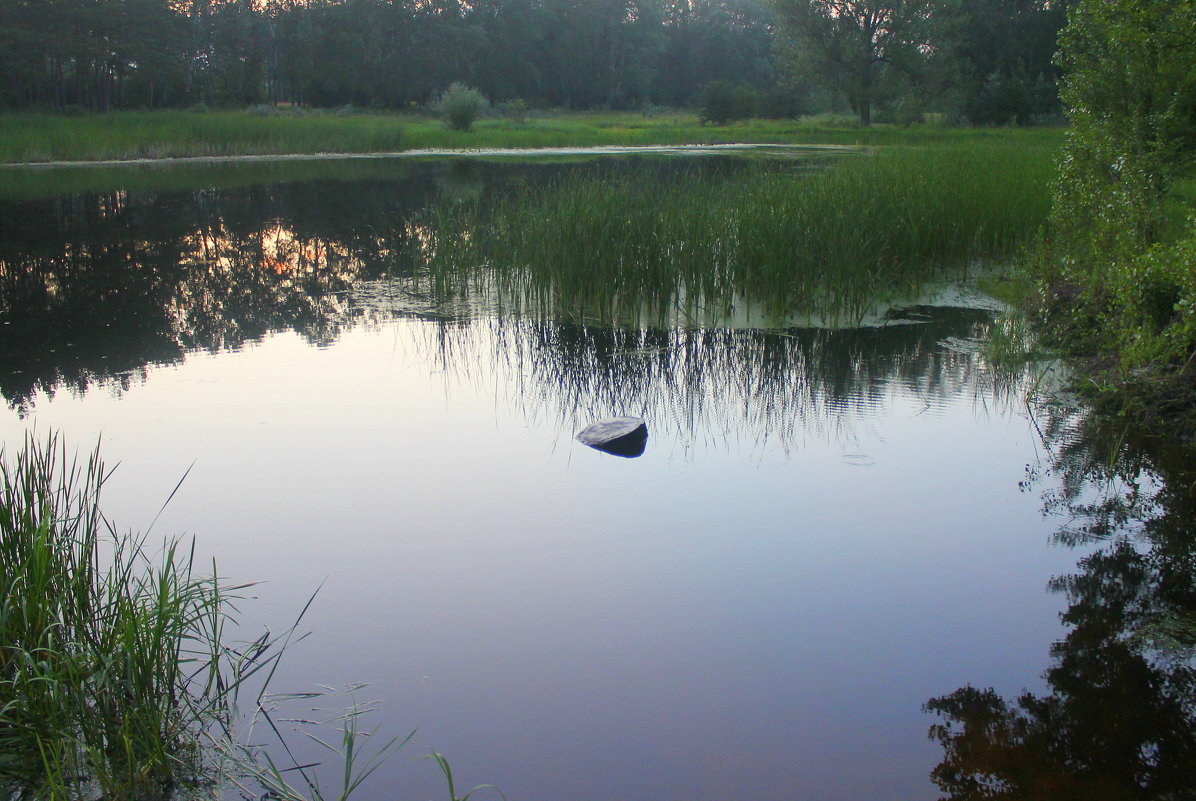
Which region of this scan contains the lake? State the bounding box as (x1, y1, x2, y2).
(1, 150, 1188, 801)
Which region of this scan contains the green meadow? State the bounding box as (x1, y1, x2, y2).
(0, 109, 1063, 165)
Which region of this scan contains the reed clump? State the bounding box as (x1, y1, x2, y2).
(420, 141, 1056, 324)
(0, 436, 424, 801)
(0, 435, 240, 799)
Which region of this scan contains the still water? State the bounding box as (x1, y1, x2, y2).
(1, 154, 1190, 800)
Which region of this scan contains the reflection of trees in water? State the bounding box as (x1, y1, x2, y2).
(0, 157, 772, 413)
(407, 304, 1023, 451)
(925, 402, 1196, 800)
(0, 173, 448, 411)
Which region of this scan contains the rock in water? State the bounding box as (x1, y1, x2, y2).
(576, 416, 648, 458)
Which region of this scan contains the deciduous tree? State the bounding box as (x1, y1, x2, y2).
(772, 0, 933, 125)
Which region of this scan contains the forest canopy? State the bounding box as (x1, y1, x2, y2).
(0, 0, 1069, 125)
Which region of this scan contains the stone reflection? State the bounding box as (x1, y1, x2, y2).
(924, 403, 1196, 800)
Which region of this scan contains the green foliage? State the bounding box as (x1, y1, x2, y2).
(755, 86, 805, 119)
(0, 435, 232, 797)
(432, 84, 489, 133)
(1102, 226, 1196, 365)
(502, 98, 530, 123)
(772, 0, 933, 126)
(698, 81, 757, 124)
(884, 91, 928, 127)
(1038, 0, 1196, 369)
(928, 0, 1067, 126)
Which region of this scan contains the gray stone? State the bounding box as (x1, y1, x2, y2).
(576, 416, 648, 458)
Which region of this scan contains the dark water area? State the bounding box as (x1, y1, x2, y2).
(0, 154, 1193, 800)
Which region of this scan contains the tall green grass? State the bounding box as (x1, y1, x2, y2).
(0, 435, 456, 801)
(418, 141, 1056, 325)
(0, 435, 241, 798)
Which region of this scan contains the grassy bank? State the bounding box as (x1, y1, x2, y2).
(0, 109, 1064, 164)
(419, 139, 1056, 324)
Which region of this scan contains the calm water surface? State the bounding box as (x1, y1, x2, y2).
(1, 154, 1188, 800)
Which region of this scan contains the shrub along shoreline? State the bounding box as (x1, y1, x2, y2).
(1022, 0, 1196, 447)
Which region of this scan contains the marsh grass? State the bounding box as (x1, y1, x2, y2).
(983, 312, 1048, 369)
(0, 435, 449, 801)
(0, 434, 245, 798)
(230, 695, 412, 801)
(0, 434, 396, 801)
(419, 141, 1056, 325)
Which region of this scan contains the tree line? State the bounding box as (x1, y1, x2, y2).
(0, 0, 1069, 125)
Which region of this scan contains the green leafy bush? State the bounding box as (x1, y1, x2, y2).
(698, 81, 756, 125)
(1037, 0, 1196, 369)
(432, 83, 489, 132)
(1104, 227, 1196, 365)
(502, 98, 530, 123)
(756, 86, 804, 120)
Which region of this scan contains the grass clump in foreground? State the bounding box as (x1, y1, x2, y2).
(420, 140, 1057, 325)
(0, 435, 238, 798)
(0, 435, 414, 801)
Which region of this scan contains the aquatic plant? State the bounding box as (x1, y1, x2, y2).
(417, 140, 1056, 325)
(0, 434, 469, 801)
(0, 434, 244, 798)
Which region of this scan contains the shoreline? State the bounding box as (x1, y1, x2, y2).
(0, 142, 857, 170)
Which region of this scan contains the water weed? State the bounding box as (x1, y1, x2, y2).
(417, 141, 1056, 325)
(0, 434, 240, 798)
(0, 435, 426, 801)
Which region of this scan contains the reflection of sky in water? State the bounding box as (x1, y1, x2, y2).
(0, 316, 1087, 801)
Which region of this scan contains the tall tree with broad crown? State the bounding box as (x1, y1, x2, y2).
(772, 0, 933, 125)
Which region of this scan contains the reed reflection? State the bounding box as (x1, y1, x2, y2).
(395, 301, 1025, 452)
(925, 402, 1196, 800)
